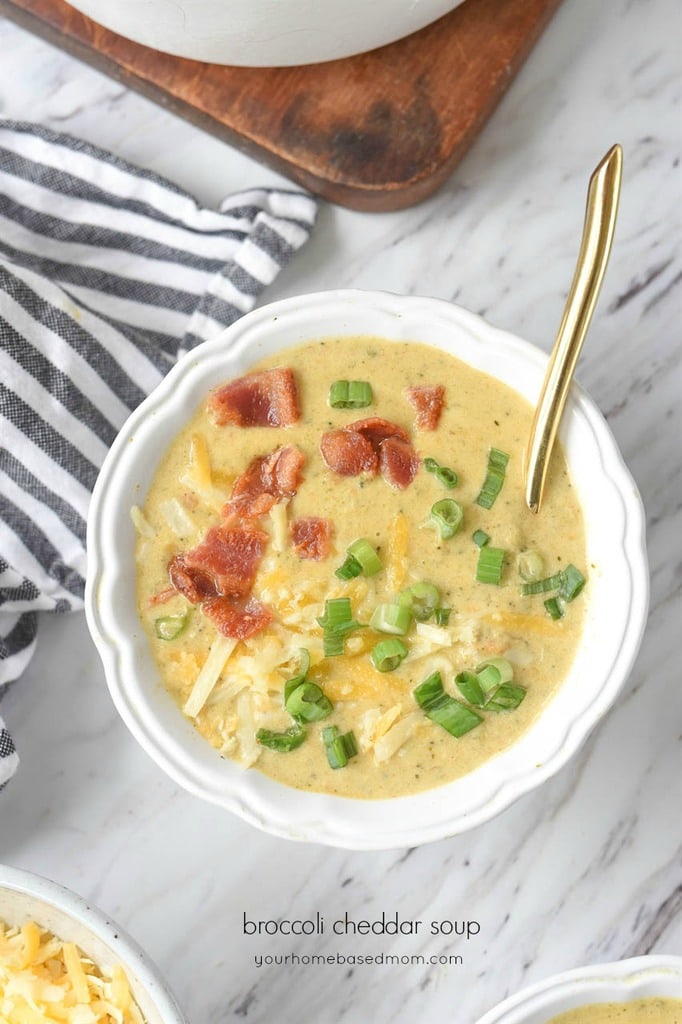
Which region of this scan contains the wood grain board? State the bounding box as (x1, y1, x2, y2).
(0, 0, 563, 210)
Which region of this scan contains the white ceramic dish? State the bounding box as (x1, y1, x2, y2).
(0, 864, 187, 1024)
(474, 955, 682, 1023)
(85, 289, 648, 850)
(63, 0, 466, 66)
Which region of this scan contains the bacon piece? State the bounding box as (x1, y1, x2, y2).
(319, 428, 378, 477)
(202, 595, 273, 639)
(349, 417, 410, 446)
(168, 524, 268, 602)
(208, 368, 300, 428)
(378, 437, 420, 490)
(291, 517, 333, 561)
(224, 445, 306, 519)
(405, 385, 445, 431)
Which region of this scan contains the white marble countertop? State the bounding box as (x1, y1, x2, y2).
(0, 1, 680, 1021)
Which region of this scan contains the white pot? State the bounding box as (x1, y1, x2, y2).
(64, 0, 468, 66)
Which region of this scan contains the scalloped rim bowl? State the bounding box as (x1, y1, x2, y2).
(0, 864, 187, 1024)
(474, 956, 682, 1023)
(85, 290, 649, 849)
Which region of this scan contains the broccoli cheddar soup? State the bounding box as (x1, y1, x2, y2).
(135, 337, 588, 799)
(546, 998, 682, 1023)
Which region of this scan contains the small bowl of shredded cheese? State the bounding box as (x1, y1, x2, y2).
(0, 864, 187, 1024)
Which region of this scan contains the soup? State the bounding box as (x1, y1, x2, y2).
(135, 336, 587, 799)
(546, 997, 682, 1023)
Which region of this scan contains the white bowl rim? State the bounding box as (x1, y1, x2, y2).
(85, 288, 649, 849)
(0, 863, 187, 1023)
(474, 955, 682, 1023)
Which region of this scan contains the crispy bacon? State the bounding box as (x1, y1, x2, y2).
(320, 416, 419, 488)
(208, 368, 300, 428)
(350, 417, 410, 446)
(319, 428, 378, 477)
(290, 517, 333, 561)
(379, 436, 420, 490)
(405, 385, 445, 431)
(168, 524, 268, 603)
(202, 595, 273, 639)
(224, 445, 306, 519)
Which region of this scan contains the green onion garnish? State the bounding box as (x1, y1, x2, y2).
(399, 581, 440, 622)
(329, 380, 373, 409)
(256, 723, 307, 752)
(424, 457, 458, 489)
(283, 649, 311, 702)
(544, 596, 564, 620)
(472, 529, 490, 548)
(154, 613, 188, 640)
(485, 682, 527, 712)
(476, 545, 505, 585)
(474, 448, 509, 509)
(285, 681, 333, 722)
(476, 663, 502, 691)
(370, 603, 412, 635)
(334, 554, 363, 581)
(559, 564, 586, 602)
(322, 725, 359, 769)
(317, 598, 362, 656)
(414, 671, 483, 737)
(520, 571, 564, 596)
(455, 671, 486, 706)
(434, 607, 451, 627)
(347, 538, 382, 576)
(517, 550, 544, 581)
(430, 499, 463, 539)
(370, 638, 408, 672)
(476, 656, 513, 685)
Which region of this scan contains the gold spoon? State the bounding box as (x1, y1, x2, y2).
(523, 144, 623, 514)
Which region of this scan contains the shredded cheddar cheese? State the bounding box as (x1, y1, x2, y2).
(0, 920, 145, 1023)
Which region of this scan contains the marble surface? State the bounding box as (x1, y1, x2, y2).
(0, 0, 680, 1021)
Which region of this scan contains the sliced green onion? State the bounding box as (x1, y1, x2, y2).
(256, 723, 307, 752)
(559, 564, 586, 602)
(455, 671, 486, 706)
(544, 596, 564, 620)
(414, 671, 483, 737)
(285, 681, 333, 722)
(154, 613, 188, 641)
(334, 553, 363, 580)
(472, 529, 490, 548)
(517, 550, 544, 581)
(329, 380, 373, 409)
(347, 538, 382, 576)
(520, 571, 564, 596)
(322, 725, 359, 769)
(370, 603, 412, 635)
(283, 649, 312, 702)
(485, 682, 527, 712)
(476, 546, 505, 585)
(475, 448, 510, 509)
(399, 581, 440, 622)
(476, 656, 514, 686)
(317, 598, 362, 657)
(430, 499, 463, 539)
(476, 663, 502, 691)
(370, 638, 408, 672)
(434, 607, 451, 627)
(423, 457, 458, 488)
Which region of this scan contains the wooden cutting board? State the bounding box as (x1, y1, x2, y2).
(1, 0, 562, 210)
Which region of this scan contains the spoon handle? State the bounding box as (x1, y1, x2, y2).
(523, 144, 623, 514)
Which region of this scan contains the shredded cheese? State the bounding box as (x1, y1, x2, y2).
(0, 919, 145, 1023)
(268, 502, 289, 553)
(158, 498, 194, 538)
(129, 506, 154, 539)
(183, 636, 238, 718)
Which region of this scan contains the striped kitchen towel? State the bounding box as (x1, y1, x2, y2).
(0, 120, 317, 789)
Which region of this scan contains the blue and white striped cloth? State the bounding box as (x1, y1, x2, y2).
(0, 120, 317, 789)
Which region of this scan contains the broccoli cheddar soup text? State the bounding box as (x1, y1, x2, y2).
(135, 337, 588, 799)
